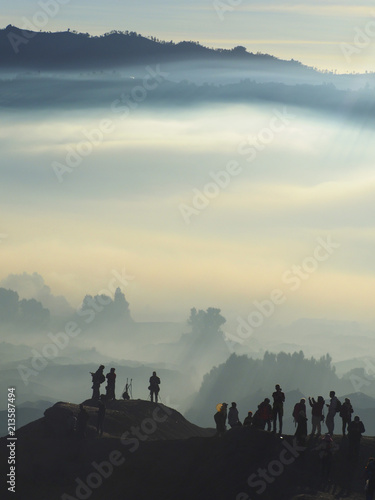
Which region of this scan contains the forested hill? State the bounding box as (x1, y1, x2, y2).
(186, 352, 357, 428)
(1, 24, 316, 73)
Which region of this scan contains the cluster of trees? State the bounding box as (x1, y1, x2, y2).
(0, 286, 133, 331)
(185, 351, 348, 426)
(77, 287, 133, 326)
(0, 288, 49, 328)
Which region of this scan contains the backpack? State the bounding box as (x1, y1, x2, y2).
(335, 399, 342, 413)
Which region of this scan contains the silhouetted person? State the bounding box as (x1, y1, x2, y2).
(149, 371, 160, 403)
(228, 402, 241, 427)
(214, 405, 226, 437)
(97, 397, 106, 437)
(309, 395, 325, 437)
(106, 367, 116, 400)
(340, 397, 353, 436)
(91, 365, 105, 400)
(294, 398, 308, 444)
(258, 398, 273, 431)
(347, 415, 365, 459)
(272, 384, 285, 434)
(325, 390, 339, 435)
(243, 411, 253, 426)
(365, 457, 375, 500)
(77, 404, 89, 439)
(221, 402, 228, 426)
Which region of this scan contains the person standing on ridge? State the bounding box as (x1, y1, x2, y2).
(294, 398, 308, 444)
(308, 395, 325, 437)
(325, 390, 339, 435)
(228, 402, 241, 427)
(149, 371, 161, 403)
(272, 384, 285, 434)
(106, 367, 116, 400)
(340, 397, 353, 436)
(258, 398, 273, 431)
(91, 365, 105, 400)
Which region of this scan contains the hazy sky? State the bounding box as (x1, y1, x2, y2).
(1, 99, 375, 327)
(1, 2, 375, 331)
(3, 0, 375, 72)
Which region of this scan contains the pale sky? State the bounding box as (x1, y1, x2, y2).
(1, 2, 375, 329)
(3, 0, 375, 72)
(1, 102, 375, 326)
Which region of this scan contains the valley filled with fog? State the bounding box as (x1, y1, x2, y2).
(1, 34, 375, 435)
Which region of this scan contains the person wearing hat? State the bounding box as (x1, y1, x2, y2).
(272, 384, 285, 434)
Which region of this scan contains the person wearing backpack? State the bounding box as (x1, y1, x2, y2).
(325, 390, 340, 435)
(90, 365, 105, 400)
(258, 398, 273, 431)
(340, 397, 353, 436)
(272, 384, 285, 435)
(308, 395, 325, 437)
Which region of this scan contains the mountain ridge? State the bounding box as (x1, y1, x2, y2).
(0, 24, 318, 74)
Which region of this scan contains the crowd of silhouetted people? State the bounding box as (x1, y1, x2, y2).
(213, 384, 374, 493)
(214, 385, 365, 443)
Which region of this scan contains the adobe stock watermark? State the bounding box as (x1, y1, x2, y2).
(213, 0, 242, 21)
(17, 268, 134, 385)
(61, 404, 173, 500)
(179, 107, 295, 225)
(52, 65, 169, 183)
(340, 11, 375, 63)
(7, 0, 70, 54)
(237, 438, 306, 498)
(228, 235, 340, 346)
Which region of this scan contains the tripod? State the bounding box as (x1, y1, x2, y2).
(122, 378, 133, 400)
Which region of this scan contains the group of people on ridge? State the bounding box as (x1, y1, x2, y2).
(90, 365, 117, 401)
(90, 365, 161, 403)
(82, 367, 162, 438)
(214, 386, 365, 446)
